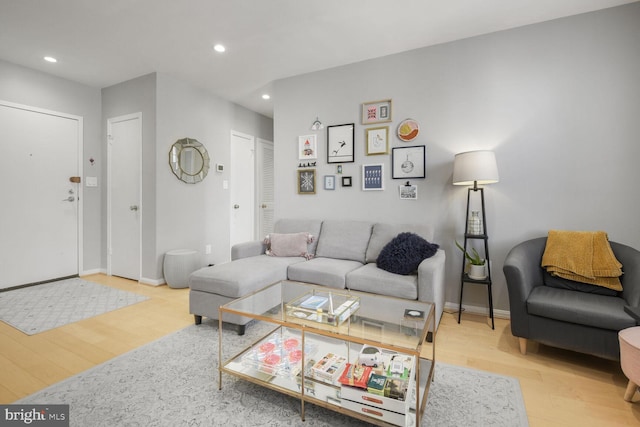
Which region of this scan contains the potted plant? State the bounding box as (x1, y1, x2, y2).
(455, 241, 486, 280)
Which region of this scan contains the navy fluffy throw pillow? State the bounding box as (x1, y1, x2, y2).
(377, 232, 439, 275)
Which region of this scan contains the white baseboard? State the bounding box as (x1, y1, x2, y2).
(81, 268, 106, 276)
(81, 270, 165, 287)
(140, 277, 165, 286)
(444, 301, 510, 320)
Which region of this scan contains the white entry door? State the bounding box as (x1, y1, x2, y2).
(230, 131, 255, 249)
(107, 113, 141, 280)
(0, 101, 82, 290)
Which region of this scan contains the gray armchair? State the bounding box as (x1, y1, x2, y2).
(503, 237, 640, 360)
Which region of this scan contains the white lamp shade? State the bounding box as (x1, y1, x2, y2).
(452, 150, 499, 186)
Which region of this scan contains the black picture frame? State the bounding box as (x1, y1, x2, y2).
(341, 176, 352, 187)
(327, 123, 355, 164)
(392, 145, 426, 179)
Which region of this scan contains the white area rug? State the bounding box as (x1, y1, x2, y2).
(17, 319, 529, 426)
(0, 278, 149, 335)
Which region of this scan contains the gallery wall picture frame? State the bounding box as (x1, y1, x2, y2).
(341, 176, 352, 187)
(324, 175, 336, 190)
(399, 183, 418, 200)
(365, 126, 389, 155)
(298, 134, 317, 160)
(362, 164, 384, 191)
(297, 169, 316, 194)
(392, 145, 426, 179)
(327, 123, 355, 164)
(361, 99, 392, 125)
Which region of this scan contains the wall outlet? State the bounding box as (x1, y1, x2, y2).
(205, 244, 211, 254)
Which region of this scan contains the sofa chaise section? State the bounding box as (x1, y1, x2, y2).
(189, 219, 323, 334)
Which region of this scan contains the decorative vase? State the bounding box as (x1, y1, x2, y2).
(468, 211, 482, 235)
(469, 264, 487, 280)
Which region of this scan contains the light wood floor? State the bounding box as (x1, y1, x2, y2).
(1, 274, 639, 425)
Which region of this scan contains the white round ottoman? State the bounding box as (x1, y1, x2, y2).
(163, 249, 200, 289)
(619, 326, 640, 402)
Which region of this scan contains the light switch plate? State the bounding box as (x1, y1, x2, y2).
(86, 176, 98, 187)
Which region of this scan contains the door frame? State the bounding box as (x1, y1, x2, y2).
(229, 130, 256, 249)
(0, 99, 83, 282)
(106, 112, 142, 279)
(256, 138, 274, 238)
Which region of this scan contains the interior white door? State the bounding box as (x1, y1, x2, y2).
(230, 131, 255, 249)
(0, 101, 81, 289)
(257, 138, 274, 238)
(107, 113, 141, 281)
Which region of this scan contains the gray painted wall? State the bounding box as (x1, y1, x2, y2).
(273, 4, 640, 313)
(0, 59, 102, 272)
(1, 61, 272, 285)
(101, 73, 158, 281)
(104, 72, 273, 282)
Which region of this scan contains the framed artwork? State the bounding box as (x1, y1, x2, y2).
(365, 126, 389, 155)
(361, 99, 392, 125)
(399, 183, 418, 200)
(392, 145, 426, 179)
(324, 175, 336, 190)
(362, 164, 384, 191)
(298, 135, 317, 160)
(341, 176, 352, 187)
(397, 119, 420, 142)
(297, 169, 316, 194)
(327, 123, 354, 164)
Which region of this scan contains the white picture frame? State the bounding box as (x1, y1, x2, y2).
(362, 164, 384, 191)
(324, 175, 336, 190)
(399, 184, 418, 200)
(298, 134, 317, 160)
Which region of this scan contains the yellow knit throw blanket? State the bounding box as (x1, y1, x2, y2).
(541, 230, 623, 291)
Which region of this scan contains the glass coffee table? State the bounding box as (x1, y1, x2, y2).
(218, 280, 435, 426)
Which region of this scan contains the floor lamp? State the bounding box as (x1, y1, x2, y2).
(453, 150, 499, 328)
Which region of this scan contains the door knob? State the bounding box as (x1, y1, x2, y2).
(130, 205, 139, 211)
(233, 204, 240, 209)
(261, 204, 267, 208)
(62, 196, 75, 202)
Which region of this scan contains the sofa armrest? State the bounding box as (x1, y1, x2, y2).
(503, 237, 547, 338)
(417, 249, 446, 330)
(231, 241, 267, 260)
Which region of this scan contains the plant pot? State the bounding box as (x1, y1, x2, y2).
(468, 264, 487, 280)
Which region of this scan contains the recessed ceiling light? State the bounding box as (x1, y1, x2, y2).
(213, 44, 226, 53)
(44, 56, 57, 63)
(262, 94, 270, 100)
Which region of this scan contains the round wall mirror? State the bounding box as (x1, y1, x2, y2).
(169, 138, 210, 184)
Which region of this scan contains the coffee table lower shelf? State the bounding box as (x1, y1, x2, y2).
(219, 325, 433, 426)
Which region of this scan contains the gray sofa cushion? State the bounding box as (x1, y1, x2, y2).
(315, 220, 373, 263)
(347, 263, 418, 300)
(189, 255, 304, 298)
(527, 286, 635, 331)
(274, 218, 323, 255)
(366, 223, 435, 263)
(287, 257, 362, 289)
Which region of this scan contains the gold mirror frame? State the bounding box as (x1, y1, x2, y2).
(169, 138, 210, 184)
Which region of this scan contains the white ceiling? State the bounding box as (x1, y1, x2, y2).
(0, 0, 636, 118)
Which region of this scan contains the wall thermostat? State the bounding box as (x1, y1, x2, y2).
(216, 164, 224, 172)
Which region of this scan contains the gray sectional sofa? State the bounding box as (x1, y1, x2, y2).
(189, 219, 446, 334)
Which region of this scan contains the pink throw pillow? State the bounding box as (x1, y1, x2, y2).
(264, 232, 314, 259)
